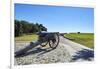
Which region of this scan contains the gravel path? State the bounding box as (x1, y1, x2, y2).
(14, 36, 94, 65)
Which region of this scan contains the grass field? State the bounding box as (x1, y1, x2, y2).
(15, 34, 38, 42)
(64, 33, 94, 49)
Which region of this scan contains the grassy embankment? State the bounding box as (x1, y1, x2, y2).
(64, 33, 94, 49)
(15, 34, 38, 43)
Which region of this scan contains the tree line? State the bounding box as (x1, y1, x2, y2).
(15, 20, 47, 37)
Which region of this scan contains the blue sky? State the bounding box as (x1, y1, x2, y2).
(15, 4, 94, 33)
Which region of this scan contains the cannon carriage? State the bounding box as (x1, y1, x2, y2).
(37, 31, 60, 49)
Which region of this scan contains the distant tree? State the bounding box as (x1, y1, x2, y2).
(15, 20, 23, 37)
(14, 20, 47, 36)
(21, 20, 32, 33)
(30, 24, 38, 32)
(38, 24, 47, 31)
(42, 27, 47, 31)
(77, 32, 80, 34)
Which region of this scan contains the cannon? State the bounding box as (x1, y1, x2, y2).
(15, 31, 60, 57)
(37, 31, 60, 49)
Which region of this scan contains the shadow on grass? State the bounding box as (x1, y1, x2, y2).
(71, 49, 94, 61)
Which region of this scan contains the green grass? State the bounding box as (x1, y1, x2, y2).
(15, 34, 38, 42)
(64, 33, 94, 49)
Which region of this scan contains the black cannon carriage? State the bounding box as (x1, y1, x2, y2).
(37, 31, 60, 49)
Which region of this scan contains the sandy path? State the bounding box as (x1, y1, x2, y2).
(14, 36, 94, 65)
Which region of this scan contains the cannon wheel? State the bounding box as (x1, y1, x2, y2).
(49, 33, 59, 49)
